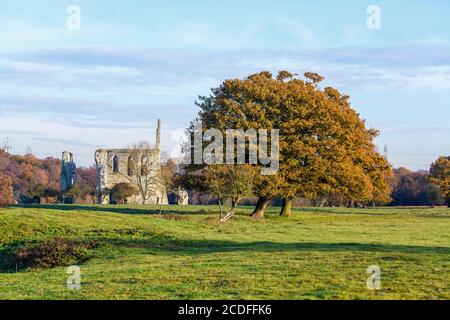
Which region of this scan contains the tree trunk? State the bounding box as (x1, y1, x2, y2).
(280, 197, 293, 217)
(251, 196, 270, 219)
(319, 197, 327, 207)
(220, 208, 235, 222)
(218, 198, 223, 219)
(220, 197, 240, 223)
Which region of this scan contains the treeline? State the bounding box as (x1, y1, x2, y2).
(180, 166, 448, 207)
(0, 149, 96, 205)
(0, 147, 448, 208)
(389, 167, 446, 206)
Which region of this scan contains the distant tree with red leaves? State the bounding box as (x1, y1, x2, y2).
(76, 165, 97, 203)
(0, 173, 14, 207)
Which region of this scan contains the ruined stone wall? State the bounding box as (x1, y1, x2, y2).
(60, 151, 77, 193)
(95, 148, 168, 205)
(176, 187, 189, 205)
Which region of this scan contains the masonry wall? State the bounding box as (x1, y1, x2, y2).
(95, 149, 168, 205)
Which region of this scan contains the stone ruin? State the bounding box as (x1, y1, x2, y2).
(60, 151, 77, 193)
(58, 120, 189, 206)
(60, 151, 77, 203)
(176, 187, 189, 205)
(94, 119, 169, 205)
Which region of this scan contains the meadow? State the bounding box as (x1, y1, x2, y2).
(0, 204, 448, 300)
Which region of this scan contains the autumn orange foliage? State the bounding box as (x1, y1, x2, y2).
(0, 173, 14, 206)
(194, 71, 392, 217)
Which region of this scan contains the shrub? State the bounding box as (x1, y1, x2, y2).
(3, 238, 97, 271)
(111, 183, 139, 204)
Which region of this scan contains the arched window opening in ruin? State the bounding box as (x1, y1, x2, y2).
(128, 156, 133, 176)
(141, 155, 148, 175)
(113, 156, 119, 173)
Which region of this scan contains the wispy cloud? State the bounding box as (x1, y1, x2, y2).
(275, 16, 313, 42)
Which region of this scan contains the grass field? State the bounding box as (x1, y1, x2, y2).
(0, 204, 449, 300)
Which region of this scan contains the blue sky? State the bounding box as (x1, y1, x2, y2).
(0, 0, 449, 168)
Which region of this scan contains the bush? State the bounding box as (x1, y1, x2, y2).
(17, 195, 41, 204)
(3, 238, 97, 271)
(111, 183, 138, 204)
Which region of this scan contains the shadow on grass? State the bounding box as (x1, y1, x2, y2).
(297, 207, 450, 218)
(10, 205, 449, 219)
(2, 236, 448, 273)
(10, 204, 209, 216)
(108, 238, 450, 256)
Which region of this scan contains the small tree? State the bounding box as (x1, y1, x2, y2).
(77, 166, 96, 203)
(179, 164, 253, 221)
(219, 165, 254, 222)
(111, 183, 139, 204)
(428, 156, 450, 207)
(65, 184, 82, 203)
(0, 173, 14, 207)
(42, 187, 60, 204)
(0, 137, 11, 153)
(160, 159, 178, 197)
(204, 166, 229, 218)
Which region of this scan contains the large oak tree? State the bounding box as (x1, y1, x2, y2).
(194, 71, 391, 218)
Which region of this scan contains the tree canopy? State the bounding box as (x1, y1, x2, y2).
(428, 156, 450, 207)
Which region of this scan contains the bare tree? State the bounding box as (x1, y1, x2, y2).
(204, 166, 227, 219)
(127, 142, 162, 204)
(0, 137, 11, 153)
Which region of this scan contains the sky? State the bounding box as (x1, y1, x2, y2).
(0, 0, 449, 169)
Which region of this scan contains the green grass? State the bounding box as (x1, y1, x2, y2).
(0, 204, 449, 300)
